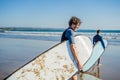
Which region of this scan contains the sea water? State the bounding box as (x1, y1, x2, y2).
(0, 27, 120, 80)
(0, 27, 120, 45)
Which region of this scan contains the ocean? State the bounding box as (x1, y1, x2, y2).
(0, 27, 120, 80)
(0, 27, 120, 45)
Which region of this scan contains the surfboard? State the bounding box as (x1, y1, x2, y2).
(80, 73, 102, 80)
(4, 35, 92, 80)
(82, 39, 108, 72)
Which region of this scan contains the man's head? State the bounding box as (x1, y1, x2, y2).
(97, 29, 101, 34)
(69, 16, 81, 31)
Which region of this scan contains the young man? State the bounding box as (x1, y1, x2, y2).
(61, 16, 82, 80)
(93, 30, 105, 66)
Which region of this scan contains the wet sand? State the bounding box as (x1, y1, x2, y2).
(78, 44, 120, 80)
(0, 38, 120, 80)
(0, 38, 57, 80)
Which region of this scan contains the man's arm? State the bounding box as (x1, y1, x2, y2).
(70, 43, 82, 69)
(66, 29, 82, 69)
(100, 37, 105, 49)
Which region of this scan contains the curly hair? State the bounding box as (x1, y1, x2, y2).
(69, 16, 81, 26)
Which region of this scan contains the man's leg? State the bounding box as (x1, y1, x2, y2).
(72, 75, 77, 80)
(97, 58, 102, 67)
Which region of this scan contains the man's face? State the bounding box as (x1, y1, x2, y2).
(71, 23, 80, 31)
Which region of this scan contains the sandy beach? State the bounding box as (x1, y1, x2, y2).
(0, 37, 120, 80)
(79, 44, 120, 80)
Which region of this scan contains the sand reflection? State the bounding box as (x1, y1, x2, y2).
(79, 65, 102, 80)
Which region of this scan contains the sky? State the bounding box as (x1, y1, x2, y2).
(0, 0, 120, 30)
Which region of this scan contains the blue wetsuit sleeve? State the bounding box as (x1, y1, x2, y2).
(93, 37, 95, 45)
(100, 36, 105, 49)
(65, 29, 75, 44)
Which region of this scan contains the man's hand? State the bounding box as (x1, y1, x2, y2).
(78, 62, 83, 70)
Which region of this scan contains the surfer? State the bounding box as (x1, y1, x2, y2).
(61, 16, 82, 80)
(93, 29, 105, 67)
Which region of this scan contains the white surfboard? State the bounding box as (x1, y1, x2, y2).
(81, 73, 101, 80)
(4, 35, 92, 80)
(82, 39, 108, 72)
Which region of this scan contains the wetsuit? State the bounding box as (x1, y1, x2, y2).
(93, 34, 105, 49)
(61, 27, 75, 44)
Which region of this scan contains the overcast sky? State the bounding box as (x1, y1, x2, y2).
(0, 0, 120, 30)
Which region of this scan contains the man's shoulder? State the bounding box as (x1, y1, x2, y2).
(66, 28, 74, 33)
(94, 34, 101, 38)
(93, 34, 98, 38)
(98, 35, 102, 38)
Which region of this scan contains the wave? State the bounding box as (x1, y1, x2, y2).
(2, 30, 120, 39)
(0, 28, 120, 45)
